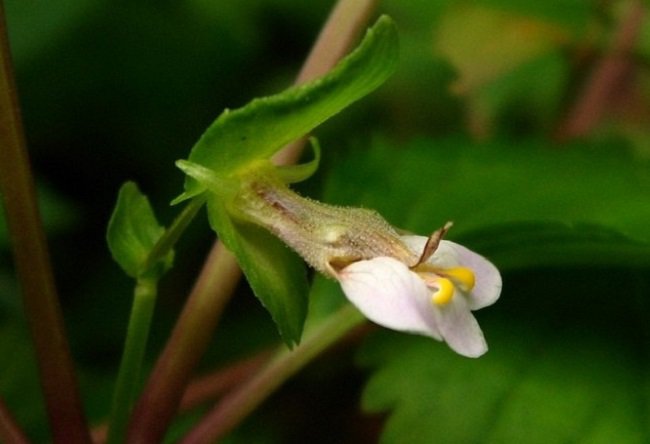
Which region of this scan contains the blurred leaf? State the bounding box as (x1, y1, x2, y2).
(206, 195, 309, 346)
(106, 182, 172, 279)
(461, 221, 650, 270)
(323, 136, 650, 270)
(357, 265, 649, 443)
(434, 4, 579, 134)
(179, 15, 399, 201)
(0, 183, 78, 250)
(466, 0, 591, 32)
(0, 322, 48, 442)
(4, 0, 98, 67)
(435, 4, 568, 95)
(358, 326, 646, 443)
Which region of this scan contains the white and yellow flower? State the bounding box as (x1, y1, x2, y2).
(337, 233, 501, 358)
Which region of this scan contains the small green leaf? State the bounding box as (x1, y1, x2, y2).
(107, 182, 172, 279)
(179, 15, 399, 201)
(275, 137, 321, 184)
(206, 194, 309, 346)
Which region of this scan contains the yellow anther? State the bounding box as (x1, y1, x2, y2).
(440, 267, 475, 292)
(431, 278, 455, 306)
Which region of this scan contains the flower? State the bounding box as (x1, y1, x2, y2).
(336, 231, 502, 358)
(222, 174, 501, 357)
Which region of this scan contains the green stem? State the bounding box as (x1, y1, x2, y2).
(181, 304, 366, 443)
(126, 243, 242, 443)
(106, 196, 204, 443)
(140, 195, 205, 275)
(106, 278, 158, 444)
(0, 3, 91, 443)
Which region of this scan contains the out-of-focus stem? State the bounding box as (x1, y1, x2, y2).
(180, 305, 365, 444)
(126, 0, 378, 441)
(0, 396, 30, 444)
(0, 3, 90, 443)
(556, 0, 645, 140)
(273, 0, 377, 166)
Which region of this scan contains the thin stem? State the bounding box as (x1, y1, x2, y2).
(181, 305, 366, 443)
(0, 396, 30, 444)
(0, 3, 91, 443)
(140, 196, 205, 275)
(556, 0, 645, 140)
(179, 350, 273, 411)
(106, 197, 204, 444)
(272, 0, 377, 165)
(126, 1, 378, 441)
(106, 278, 158, 444)
(126, 243, 242, 443)
(91, 349, 271, 443)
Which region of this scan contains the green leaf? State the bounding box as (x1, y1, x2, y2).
(1, 183, 78, 250)
(275, 137, 321, 184)
(178, 15, 399, 201)
(107, 182, 173, 279)
(206, 194, 309, 346)
(435, 4, 568, 95)
(322, 136, 650, 270)
(460, 221, 650, 270)
(357, 265, 649, 443)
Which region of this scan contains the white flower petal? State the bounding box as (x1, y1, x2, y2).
(441, 241, 502, 310)
(400, 235, 462, 268)
(433, 295, 488, 358)
(400, 234, 428, 257)
(338, 257, 441, 339)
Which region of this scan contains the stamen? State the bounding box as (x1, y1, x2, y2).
(431, 277, 454, 306)
(439, 267, 475, 292)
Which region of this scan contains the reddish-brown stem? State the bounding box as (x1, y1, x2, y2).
(179, 350, 272, 411)
(0, 3, 91, 443)
(556, 0, 645, 140)
(92, 350, 271, 443)
(0, 396, 30, 444)
(180, 305, 366, 444)
(273, 0, 377, 166)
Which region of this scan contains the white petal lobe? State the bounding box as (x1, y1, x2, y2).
(339, 257, 440, 339)
(433, 296, 488, 358)
(441, 241, 502, 310)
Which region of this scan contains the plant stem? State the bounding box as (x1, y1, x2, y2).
(140, 195, 205, 275)
(180, 305, 366, 443)
(91, 349, 272, 443)
(126, 243, 242, 443)
(0, 3, 91, 443)
(272, 0, 377, 166)
(106, 278, 158, 444)
(106, 197, 204, 443)
(179, 350, 273, 411)
(0, 396, 30, 444)
(126, 1, 378, 441)
(556, 0, 645, 140)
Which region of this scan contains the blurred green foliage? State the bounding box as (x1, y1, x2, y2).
(1, 0, 649, 442)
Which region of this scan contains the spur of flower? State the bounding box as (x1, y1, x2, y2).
(335, 223, 502, 358)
